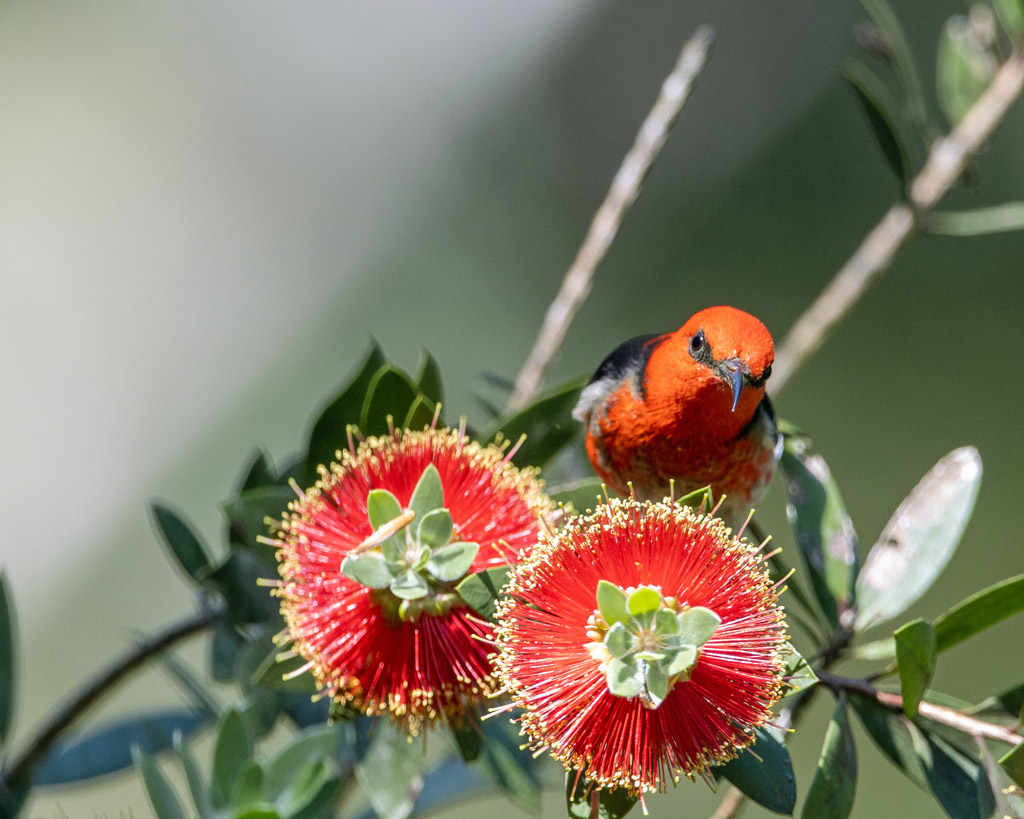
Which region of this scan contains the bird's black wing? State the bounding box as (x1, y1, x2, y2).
(587, 333, 668, 399)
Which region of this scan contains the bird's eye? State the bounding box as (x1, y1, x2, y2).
(689, 330, 705, 355)
(763, 364, 773, 380)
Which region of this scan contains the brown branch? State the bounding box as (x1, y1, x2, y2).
(2, 603, 220, 789)
(816, 669, 1023, 747)
(770, 48, 1024, 395)
(507, 26, 716, 412)
(709, 785, 747, 819)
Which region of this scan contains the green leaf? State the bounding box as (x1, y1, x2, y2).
(926, 204, 1024, 236)
(249, 634, 318, 695)
(596, 580, 630, 626)
(934, 574, 1024, 653)
(675, 484, 714, 511)
(425, 542, 479, 582)
(801, 694, 857, 819)
(341, 553, 394, 589)
(224, 486, 294, 550)
(152, 502, 213, 583)
(211, 620, 244, 683)
(894, 619, 936, 719)
(417, 508, 453, 550)
(604, 623, 634, 659)
(994, 0, 1024, 39)
(665, 645, 698, 677)
(206, 549, 281, 625)
(549, 478, 606, 516)
(159, 653, 222, 719)
(849, 694, 927, 789)
(476, 716, 542, 812)
(676, 606, 720, 647)
(855, 447, 982, 631)
(0, 571, 16, 749)
(450, 716, 483, 762)
(999, 742, 1024, 788)
(212, 707, 255, 809)
(173, 730, 213, 819)
(305, 342, 386, 483)
(566, 773, 638, 819)
(780, 643, 819, 698)
(715, 727, 796, 815)
(605, 658, 644, 699)
(367, 489, 403, 530)
(415, 350, 444, 407)
(851, 636, 896, 661)
(937, 17, 995, 126)
(408, 464, 444, 520)
(780, 443, 858, 629)
(966, 680, 1024, 720)
(843, 58, 911, 187)
(232, 759, 266, 809)
(360, 365, 421, 438)
(134, 745, 188, 819)
(390, 570, 430, 600)
(914, 727, 994, 819)
(455, 566, 510, 621)
(484, 375, 588, 468)
(239, 448, 277, 491)
(643, 663, 668, 707)
(626, 586, 661, 617)
(354, 723, 424, 819)
(402, 394, 437, 431)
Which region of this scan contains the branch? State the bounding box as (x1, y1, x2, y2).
(816, 669, 1023, 748)
(2, 602, 221, 788)
(507, 25, 716, 412)
(770, 48, 1024, 395)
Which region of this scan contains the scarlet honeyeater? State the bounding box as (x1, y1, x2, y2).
(572, 306, 779, 526)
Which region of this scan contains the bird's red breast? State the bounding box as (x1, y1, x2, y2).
(573, 306, 779, 527)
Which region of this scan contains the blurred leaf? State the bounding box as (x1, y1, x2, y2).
(266, 723, 354, 810)
(0, 571, 16, 748)
(483, 375, 588, 468)
(239, 449, 277, 492)
(414, 350, 444, 408)
(159, 653, 221, 720)
(933, 574, 1024, 653)
(937, 17, 995, 125)
(134, 745, 188, 819)
(360, 366, 421, 438)
(152, 502, 213, 584)
(250, 639, 319, 695)
(715, 727, 796, 815)
(999, 742, 1024, 788)
(408, 756, 485, 817)
(994, 0, 1024, 38)
(233, 806, 279, 819)
(33, 708, 208, 786)
(173, 730, 213, 819)
(926, 204, 1024, 236)
(476, 715, 543, 812)
(206, 549, 280, 626)
(849, 694, 926, 789)
(305, 342, 387, 484)
(780, 642, 818, 698)
(966, 680, 1024, 719)
(548, 478, 606, 515)
(851, 636, 896, 661)
(225, 486, 295, 550)
(843, 58, 912, 187)
(354, 723, 424, 819)
(894, 619, 936, 719)
(855, 447, 981, 631)
(233, 759, 267, 809)
(211, 620, 245, 682)
(451, 716, 483, 762)
(859, 0, 934, 139)
(455, 567, 510, 622)
(402, 395, 437, 431)
(565, 773, 638, 819)
(801, 694, 857, 819)
(914, 727, 994, 819)
(780, 441, 858, 629)
(212, 707, 256, 809)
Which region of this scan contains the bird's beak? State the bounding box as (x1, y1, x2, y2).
(723, 358, 745, 412)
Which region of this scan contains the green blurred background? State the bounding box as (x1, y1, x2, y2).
(1, 1, 1021, 817)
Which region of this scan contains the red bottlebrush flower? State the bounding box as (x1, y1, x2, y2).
(271, 427, 551, 734)
(493, 497, 787, 796)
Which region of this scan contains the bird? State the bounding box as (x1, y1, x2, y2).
(572, 305, 780, 528)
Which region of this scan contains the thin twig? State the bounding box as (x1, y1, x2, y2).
(2, 603, 221, 788)
(770, 48, 1024, 395)
(709, 785, 747, 819)
(507, 26, 716, 412)
(816, 669, 1023, 747)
